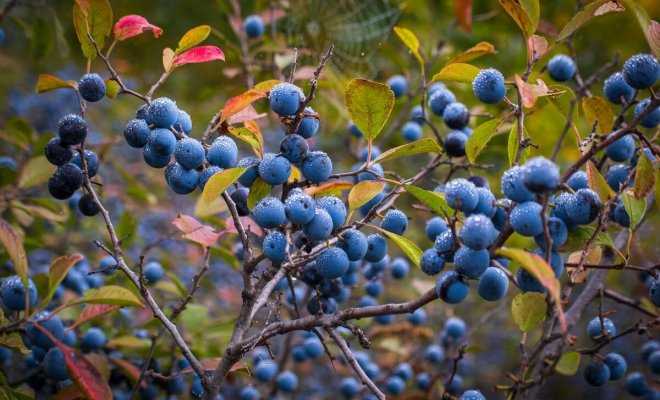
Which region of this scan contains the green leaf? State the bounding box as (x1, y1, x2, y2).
(247, 178, 271, 210)
(507, 121, 519, 167)
(166, 272, 187, 298)
(623, 0, 660, 57)
(633, 151, 655, 199)
(345, 78, 395, 141)
(586, 161, 615, 201)
(117, 212, 138, 247)
(377, 228, 422, 267)
(44, 254, 84, 306)
(622, 190, 646, 229)
(196, 167, 245, 216)
(431, 63, 480, 83)
(105, 79, 120, 98)
(176, 25, 211, 54)
(348, 181, 385, 211)
(0, 332, 29, 355)
(555, 352, 581, 376)
(107, 335, 151, 350)
(393, 26, 424, 72)
(373, 138, 442, 164)
(228, 127, 263, 157)
(497, 247, 567, 333)
(72, 0, 113, 59)
(498, 0, 538, 37)
(405, 185, 453, 217)
(180, 304, 208, 332)
(35, 74, 76, 93)
(511, 292, 547, 332)
(557, 0, 625, 41)
(0, 118, 32, 150)
(18, 156, 55, 189)
(72, 285, 144, 308)
(582, 96, 614, 134)
(0, 218, 28, 287)
(466, 118, 503, 163)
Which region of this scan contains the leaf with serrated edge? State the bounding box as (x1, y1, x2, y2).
(511, 292, 547, 332)
(345, 79, 395, 141)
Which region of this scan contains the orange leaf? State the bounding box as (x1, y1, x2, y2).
(454, 0, 473, 32)
(305, 181, 354, 197)
(515, 75, 551, 108)
(70, 304, 120, 330)
(220, 90, 266, 123)
(227, 105, 266, 125)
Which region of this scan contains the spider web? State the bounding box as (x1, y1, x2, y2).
(285, 0, 400, 76)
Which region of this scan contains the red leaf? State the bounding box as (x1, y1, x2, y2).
(113, 15, 163, 41)
(227, 105, 267, 125)
(172, 45, 225, 67)
(70, 304, 120, 330)
(454, 0, 473, 32)
(33, 324, 112, 400)
(172, 214, 221, 247)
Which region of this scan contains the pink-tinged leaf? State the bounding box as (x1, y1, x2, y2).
(113, 15, 163, 41)
(227, 105, 267, 125)
(172, 214, 221, 247)
(70, 304, 120, 330)
(454, 0, 473, 32)
(220, 90, 267, 123)
(293, 66, 317, 81)
(172, 45, 225, 68)
(223, 216, 263, 237)
(33, 324, 112, 400)
(515, 75, 555, 108)
(527, 34, 549, 62)
(259, 8, 286, 24)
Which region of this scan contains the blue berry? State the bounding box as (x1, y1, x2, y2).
(237, 156, 260, 187)
(78, 73, 106, 102)
(436, 271, 469, 304)
(364, 234, 387, 262)
(71, 149, 99, 177)
(623, 53, 659, 89)
(316, 196, 346, 230)
(460, 390, 486, 400)
(173, 109, 192, 134)
(428, 88, 456, 116)
(587, 317, 617, 340)
(407, 308, 427, 325)
(258, 152, 291, 185)
(502, 166, 535, 202)
(339, 229, 368, 261)
(1, 275, 37, 311)
(365, 280, 383, 297)
(434, 230, 455, 259)
(254, 359, 278, 382)
(295, 107, 320, 138)
(650, 278, 660, 306)
(648, 350, 660, 374)
(443, 102, 470, 129)
(316, 247, 349, 279)
(425, 216, 448, 240)
(472, 68, 506, 104)
(303, 208, 333, 241)
(605, 133, 636, 162)
(569, 188, 602, 225)
(124, 119, 150, 148)
(240, 386, 260, 400)
(263, 231, 288, 263)
(478, 266, 509, 301)
(280, 134, 308, 163)
(48, 163, 83, 199)
(381, 209, 407, 234)
(143, 144, 171, 168)
(291, 345, 307, 362)
(27, 312, 65, 349)
(567, 170, 588, 190)
(57, 114, 87, 145)
(603, 72, 635, 104)
(165, 163, 199, 194)
(207, 136, 238, 168)
(387, 75, 408, 98)
(244, 15, 264, 39)
(147, 128, 176, 156)
(394, 362, 413, 381)
(533, 216, 568, 250)
(634, 97, 660, 128)
(446, 375, 464, 395)
(445, 317, 467, 339)
(147, 97, 178, 128)
(454, 246, 490, 278)
(285, 191, 315, 225)
(642, 341, 660, 362)
(269, 83, 303, 116)
(516, 268, 546, 293)
(445, 178, 479, 212)
(253, 197, 286, 228)
(45, 137, 72, 166)
(348, 122, 363, 138)
(385, 376, 405, 395)
(340, 377, 361, 397)
(81, 327, 107, 352)
(410, 105, 424, 123)
(445, 130, 468, 157)
(276, 371, 298, 392)
(459, 214, 497, 250)
(510, 201, 543, 237)
(548, 54, 576, 82)
(604, 352, 627, 380)
(424, 344, 444, 363)
(523, 156, 559, 192)
(302, 151, 332, 183)
(470, 187, 496, 217)
(584, 360, 611, 386)
(402, 121, 422, 141)
(174, 137, 205, 170)
(43, 348, 69, 381)
(390, 257, 409, 279)
(625, 372, 649, 397)
(606, 163, 631, 190)
(143, 261, 164, 284)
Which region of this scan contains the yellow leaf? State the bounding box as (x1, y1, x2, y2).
(447, 41, 496, 64)
(393, 26, 424, 71)
(586, 161, 615, 201)
(373, 138, 442, 164)
(0, 218, 28, 286)
(348, 181, 385, 211)
(162, 47, 175, 72)
(582, 96, 614, 133)
(36, 74, 76, 93)
(198, 167, 246, 214)
(431, 63, 480, 83)
(176, 25, 211, 54)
